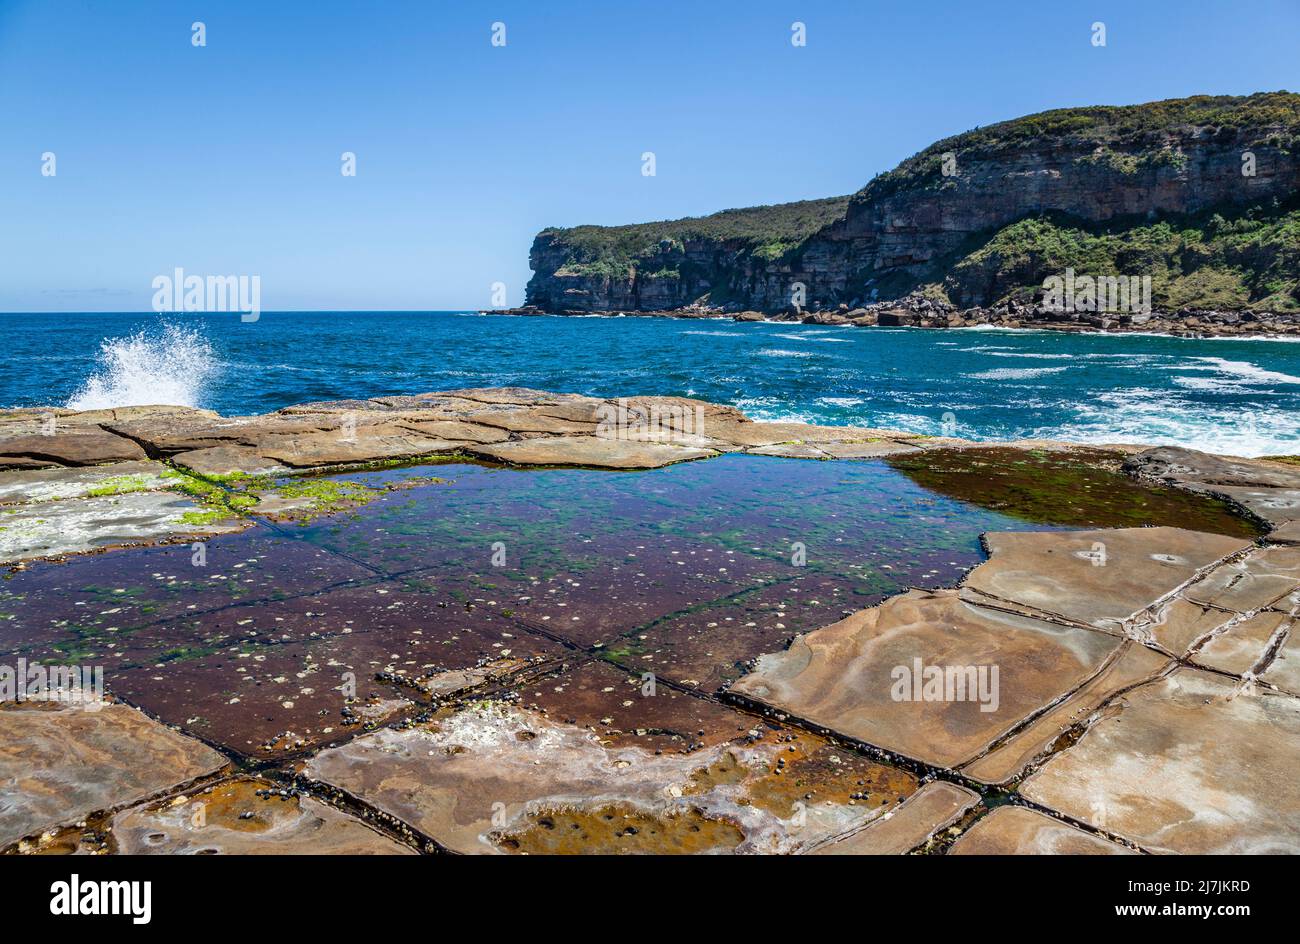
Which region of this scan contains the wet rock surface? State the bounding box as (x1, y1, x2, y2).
(1125, 446, 1300, 531)
(0, 460, 172, 506)
(3, 389, 1298, 853)
(0, 489, 248, 564)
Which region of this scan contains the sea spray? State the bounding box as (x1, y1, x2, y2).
(66, 323, 219, 409)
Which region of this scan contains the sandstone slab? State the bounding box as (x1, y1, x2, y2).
(1212, 486, 1300, 527)
(256, 429, 461, 468)
(103, 411, 377, 456)
(1191, 609, 1290, 676)
(964, 527, 1253, 632)
(729, 589, 1121, 769)
(438, 387, 589, 407)
(396, 419, 511, 444)
(0, 429, 147, 469)
(1183, 545, 1300, 612)
(514, 659, 755, 754)
(110, 776, 412, 854)
(960, 641, 1170, 786)
(1262, 630, 1300, 694)
(1125, 446, 1300, 489)
(171, 446, 288, 477)
(92, 578, 564, 756)
(817, 440, 922, 458)
(685, 418, 890, 449)
(306, 702, 916, 854)
(1135, 598, 1230, 656)
(468, 436, 715, 469)
(463, 411, 596, 435)
(948, 806, 1134, 855)
(0, 702, 227, 848)
(744, 442, 833, 459)
(1022, 668, 1300, 854)
(809, 781, 979, 855)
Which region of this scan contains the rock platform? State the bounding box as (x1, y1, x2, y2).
(2, 389, 1297, 854)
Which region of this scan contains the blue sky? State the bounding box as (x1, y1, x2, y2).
(2, 0, 1298, 311)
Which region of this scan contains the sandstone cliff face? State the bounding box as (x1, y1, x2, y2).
(527, 232, 801, 311)
(833, 127, 1298, 307)
(525, 94, 1300, 313)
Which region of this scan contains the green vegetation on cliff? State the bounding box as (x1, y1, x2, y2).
(859, 91, 1300, 203)
(935, 198, 1300, 311)
(527, 91, 1300, 313)
(542, 196, 849, 278)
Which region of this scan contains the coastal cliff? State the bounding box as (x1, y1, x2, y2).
(523, 92, 1300, 328)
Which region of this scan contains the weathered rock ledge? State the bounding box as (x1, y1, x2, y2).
(5, 388, 1300, 564)
(3, 390, 1298, 854)
(487, 299, 1300, 338)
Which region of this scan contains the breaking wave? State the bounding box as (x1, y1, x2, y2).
(1056, 387, 1300, 457)
(66, 323, 219, 410)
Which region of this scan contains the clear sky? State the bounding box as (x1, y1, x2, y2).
(2, 0, 1298, 312)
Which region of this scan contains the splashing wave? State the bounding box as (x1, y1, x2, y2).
(66, 323, 219, 410)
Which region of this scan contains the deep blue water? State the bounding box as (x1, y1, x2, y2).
(3, 311, 1300, 456)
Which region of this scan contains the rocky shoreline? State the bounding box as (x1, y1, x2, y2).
(488, 297, 1300, 338)
(2, 389, 1299, 854)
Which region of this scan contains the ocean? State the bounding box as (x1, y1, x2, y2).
(3, 310, 1300, 457)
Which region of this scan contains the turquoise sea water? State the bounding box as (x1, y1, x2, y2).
(3, 311, 1300, 456)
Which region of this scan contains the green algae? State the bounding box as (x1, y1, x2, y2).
(268, 478, 380, 514)
(84, 474, 156, 498)
(162, 468, 259, 516)
(178, 508, 232, 527)
(887, 447, 1262, 538)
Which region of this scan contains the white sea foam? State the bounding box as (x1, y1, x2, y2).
(756, 349, 819, 359)
(1171, 376, 1251, 393)
(980, 351, 1074, 360)
(66, 323, 219, 410)
(1187, 357, 1300, 385)
(1053, 387, 1300, 457)
(964, 366, 1071, 380)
